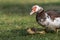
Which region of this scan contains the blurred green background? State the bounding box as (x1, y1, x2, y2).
(0, 0, 60, 14)
(0, 0, 60, 40)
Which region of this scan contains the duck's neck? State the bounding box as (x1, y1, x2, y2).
(36, 10, 46, 19)
(36, 10, 47, 27)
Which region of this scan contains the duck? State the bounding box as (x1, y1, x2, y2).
(30, 5, 60, 33)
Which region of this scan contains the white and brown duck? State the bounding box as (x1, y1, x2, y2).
(30, 5, 60, 33)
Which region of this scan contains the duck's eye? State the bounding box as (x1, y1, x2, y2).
(32, 7, 37, 12)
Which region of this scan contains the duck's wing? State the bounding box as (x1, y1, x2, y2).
(46, 11, 60, 20)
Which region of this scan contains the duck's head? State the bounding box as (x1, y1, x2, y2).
(30, 5, 43, 15)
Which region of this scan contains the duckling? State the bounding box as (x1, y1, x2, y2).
(27, 27, 46, 34)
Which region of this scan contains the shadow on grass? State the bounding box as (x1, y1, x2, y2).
(8, 28, 56, 36)
(10, 29, 29, 36)
(0, 28, 60, 40)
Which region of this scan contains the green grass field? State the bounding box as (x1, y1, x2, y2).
(0, 0, 60, 40)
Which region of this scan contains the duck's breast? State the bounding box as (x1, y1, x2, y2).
(45, 17, 60, 28)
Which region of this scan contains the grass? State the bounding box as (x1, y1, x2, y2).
(0, 0, 60, 40)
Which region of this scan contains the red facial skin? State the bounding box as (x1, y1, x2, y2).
(32, 7, 37, 12)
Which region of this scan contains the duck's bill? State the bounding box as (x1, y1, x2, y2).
(30, 11, 34, 15)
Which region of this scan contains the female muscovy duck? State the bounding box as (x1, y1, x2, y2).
(30, 5, 60, 33)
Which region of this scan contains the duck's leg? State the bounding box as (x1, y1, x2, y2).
(56, 27, 60, 34)
(56, 29, 58, 34)
(56, 29, 59, 35)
